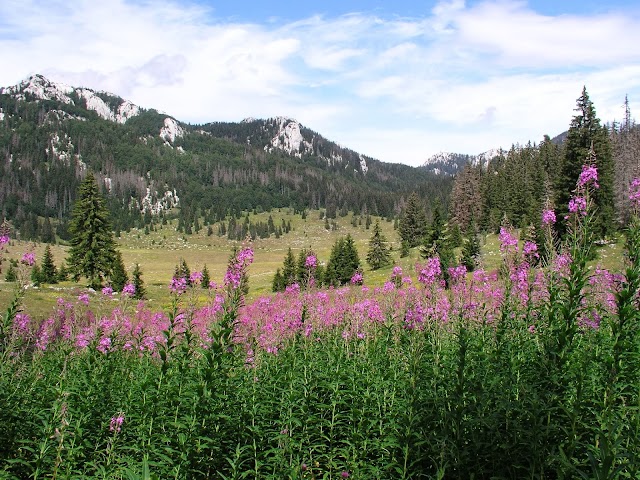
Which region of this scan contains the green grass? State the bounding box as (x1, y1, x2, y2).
(1, 211, 413, 316)
(0, 213, 628, 319)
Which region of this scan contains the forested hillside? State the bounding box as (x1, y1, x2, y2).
(0, 75, 451, 242)
(449, 92, 640, 237)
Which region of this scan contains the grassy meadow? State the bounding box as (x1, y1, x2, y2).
(0, 207, 627, 318)
(2, 210, 412, 315)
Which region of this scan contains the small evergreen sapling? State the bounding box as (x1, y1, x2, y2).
(132, 263, 146, 299)
(40, 245, 58, 284)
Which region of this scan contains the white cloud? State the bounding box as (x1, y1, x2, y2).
(1, 0, 639, 166)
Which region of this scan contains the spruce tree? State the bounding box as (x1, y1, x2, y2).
(461, 224, 481, 272)
(325, 235, 361, 286)
(41, 217, 56, 244)
(67, 173, 118, 288)
(31, 264, 42, 287)
(40, 245, 58, 284)
(556, 87, 616, 238)
(201, 264, 211, 289)
(420, 206, 455, 285)
(57, 262, 69, 282)
(366, 221, 392, 270)
(272, 268, 285, 292)
(5, 261, 17, 282)
(282, 248, 296, 286)
(174, 258, 191, 285)
(132, 263, 146, 299)
(399, 192, 428, 248)
(110, 250, 129, 292)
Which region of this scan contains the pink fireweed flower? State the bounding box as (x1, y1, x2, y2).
(189, 271, 203, 285)
(0, 235, 9, 246)
(14, 312, 31, 335)
(122, 283, 136, 296)
(98, 337, 112, 354)
(223, 269, 242, 289)
(629, 178, 640, 208)
(20, 252, 36, 266)
(392, 265, 403, 277)
(224, 247, 253, 289)
(499, 227, 518, 253)
(578, 164, 599, 189)
(169, 276, 188, 294)
(236, 247, 254, 266)
(78, 293, 90, 306)
(304, 255, 317, 268)
(109, 414, 125, 433)
(102, 286, 114, 296)
(350, 272, 363, 285)
(568, 197, 587, 216)
(285, 283, 301, 294)
(448, 265, 467, 282)
(523, 241, 539, 258)
(417, 257, 441, 286)
(541, 209, 556, 225)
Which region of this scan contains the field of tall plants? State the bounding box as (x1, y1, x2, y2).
(1, 171, 639, 479)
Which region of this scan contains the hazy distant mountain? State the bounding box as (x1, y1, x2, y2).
(420, 148, 506, 176)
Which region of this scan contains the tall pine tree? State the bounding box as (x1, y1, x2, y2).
(40, 245, 58, 284)
(325, 235, 360, 286)
(132, 263, 146, 299)
(399, 192, 428, 248)
(556, 87, 615, 238)
(67, 173, 118, 288)
(366, 221, 392, 270)
(110, 250, 128, 292)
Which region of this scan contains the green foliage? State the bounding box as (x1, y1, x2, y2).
(110, 250, 128, 292)
(40, 245, 58, 284)
(173, 258, 191, 286)
(67, 173, 118, 289)
(399, 192, 427, 248)
(4, 260, 17, 282)
(366, 220, 392, 270)
(30, 264, 42, 287)
(200, 264, 210, 290)
(272, 268, 285, 292)
(460, 224, 481, 271)
(57, 262, 69, 282)
(420, 204, 456, 283)
(282, 247, 296, 286)
(132, 263, 146, 299)
(325, 234, 361, 286)
(556, 87, 616, 238)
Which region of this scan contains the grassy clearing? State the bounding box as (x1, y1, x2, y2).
(1, 211, 414, 316)
(0, 211, 627, 319)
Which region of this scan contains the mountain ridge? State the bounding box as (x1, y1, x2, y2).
(0, 74, 452, 242)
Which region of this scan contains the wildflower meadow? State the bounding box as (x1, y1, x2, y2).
(1, 170, 639, 479)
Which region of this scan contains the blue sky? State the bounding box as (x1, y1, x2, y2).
(1, 0, 640, 166)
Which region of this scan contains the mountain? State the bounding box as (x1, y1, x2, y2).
(0, 75, 451, 241)
(420, 148, 505, 176)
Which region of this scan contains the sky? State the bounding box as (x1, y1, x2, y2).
(1, 0, 640, 167)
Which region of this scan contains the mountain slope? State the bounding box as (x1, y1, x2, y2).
(420, 148, 506, 176)
(0, 75, 452, 241)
